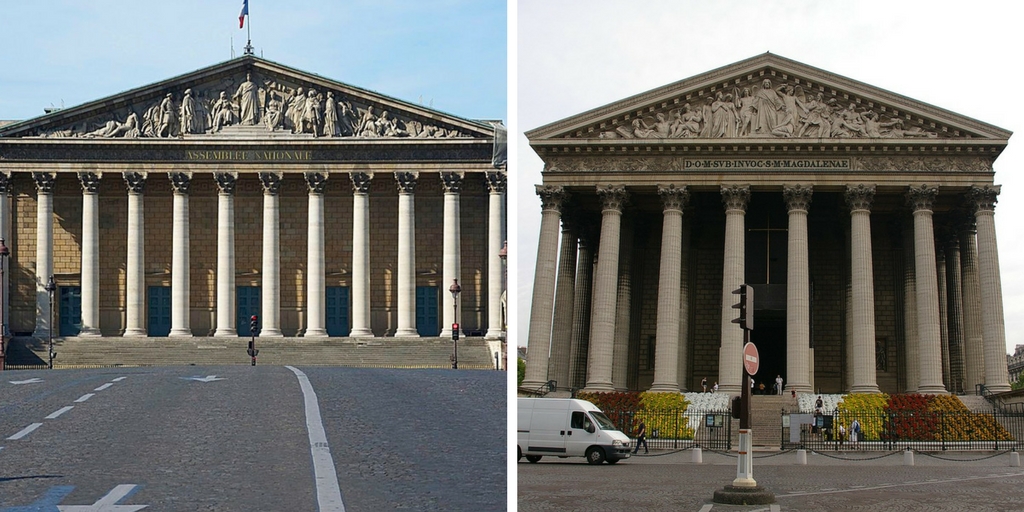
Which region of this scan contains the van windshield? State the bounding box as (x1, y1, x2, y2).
(590, 411, 617, 430)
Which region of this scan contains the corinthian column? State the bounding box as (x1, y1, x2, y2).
(908, 185, 947, 394)
(584, 185, 628, 392)
(784, 184, 813, 393)
(485, 171, 506, 338)
(943, 225, 966, 393)
(394, 172, 419, 337)
(650, 184, 689, 393)
(522, 185, 567, 390)
(123, 172, 147, 337)
(32, 172, 55, 338)
(168, 172, 192, 337)
(78, 172, 102, 336)
(959, 214, 985, 392)
(568, 226, 595, 390)
(260, 172, 284, 337)
(718, 185, 749, 394)
(846, 184, 879, 394)
(213, 173, 237, 337)
(902, 221, 920, 392)
(969, 185, 1011, 393)
(349, 172, 373, 337)
(440, 172, 464, 337)
(304, 172, 329, 337)
(548, 214, 577, 391)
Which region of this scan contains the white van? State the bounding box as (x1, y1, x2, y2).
(517, 398, 632, 464)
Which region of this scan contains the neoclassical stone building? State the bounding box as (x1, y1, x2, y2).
(0, 55, 505, 345)
(522, 54, 1011, 396)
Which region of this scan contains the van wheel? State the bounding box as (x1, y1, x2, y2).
(526, 455, 542, 463)
(585, 447, 606, 465)
(518, 447, 522, 462)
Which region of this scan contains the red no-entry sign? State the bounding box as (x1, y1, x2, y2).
(743, 342, 759, 376)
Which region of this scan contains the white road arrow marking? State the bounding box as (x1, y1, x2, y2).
(58, 484, 147, 511)
(10, 377, 43, 384)
(182, 375, 224, 382)
(46, 406, 74, 419)
(8, 422, 43, 440)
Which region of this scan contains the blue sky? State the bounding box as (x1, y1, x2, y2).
(0, 0, 506, 124)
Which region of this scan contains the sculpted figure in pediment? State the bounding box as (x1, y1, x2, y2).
(179, 89, 207, 135)
(699, 96, 714, 137)
(301, 89, 323, 137)
(735, 88, 756, 136)
(357, 106, 379, 137)
(212, 91, 238, 132)
(233, 73, 261, 125)
(286, 87, 306, 133)
(157, 93, 179, 138)
(264, 94, 284, 131)
(323, 91, 339, 137)
(771, 103, 796, 137)
(752, 79, 783, 135)
(84, 112, 140, 138)
(796, 92, 830, 137)
(832, 103, 866, 138)
(710, 92, 738, 138)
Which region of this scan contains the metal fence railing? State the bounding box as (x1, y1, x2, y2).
(603, 409, 733, 451)
(782, 408, 1024, 451)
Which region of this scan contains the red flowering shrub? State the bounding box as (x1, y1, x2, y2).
(576, 391, 641, 431)
(883, 394, 939, 441)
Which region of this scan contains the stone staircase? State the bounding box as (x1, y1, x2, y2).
(729, 394, 800, 448)
(3, 335, 500, 370)
(956, 394, 995, 412)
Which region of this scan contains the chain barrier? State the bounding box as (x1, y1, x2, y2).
(753, 448, 798, 459)
(808, 449, 903, 461)
(916, 449, 1014, 462)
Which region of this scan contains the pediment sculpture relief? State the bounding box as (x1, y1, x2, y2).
(37, 71, 468, 140)
(597, 79, 941, 140)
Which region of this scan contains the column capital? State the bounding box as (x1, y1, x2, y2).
(907, 184, 938, 212)
(395, 171, 418, 193)
(596, 184, 628, 212)
(720, 184, 750, 212)
(305, 172, 329, 194)
(0, 171, 10, 194)
(967, 185, 1000, 213)
(485, 171, 506, 194)
(78, 172, 102, 194)
(350, 172, 372, 193)
(441, 172, 465, 194)
(783, 184, 813, 212)
(122, 172, 147, 194)
(536, 185, 566, 212)
(33, 172, 56, 194)
(937, 222, 960, 249)
(214, 172, 238, 194)
(260, 172, 283, 195)
(657, 184, 689, 212)
(169, 172, 192, 194)
(845, 183, 876, 211)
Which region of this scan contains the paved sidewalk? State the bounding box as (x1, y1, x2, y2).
(518, 448, 1024, 511)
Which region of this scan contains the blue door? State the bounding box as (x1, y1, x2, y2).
(237, 286, 261, 336)
(58, 286, 82, 336)
(326, 286, 350, 336)
(147, 286, 171, 337)
(416, 286, 439, 336)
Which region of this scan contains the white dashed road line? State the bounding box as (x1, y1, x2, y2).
(777, 471, 1024, 498)
(94, 383, 114, 391)
(45, 406, 75, 419)
(111, 377, 127, 382)
(286, 365, 346, 512)
(75, 393, 95, 403)
(8, 423, 43, 440)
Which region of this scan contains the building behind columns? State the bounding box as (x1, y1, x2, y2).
(522, 54, 1012, 396)
(0, 56, 506, 343)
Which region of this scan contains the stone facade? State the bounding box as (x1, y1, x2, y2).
(523, 54, 1012, 396)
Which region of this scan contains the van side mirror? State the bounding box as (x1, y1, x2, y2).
(586, 423, 595, 434)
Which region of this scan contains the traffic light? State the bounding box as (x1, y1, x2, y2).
(250, 315, 258, 336)
(731, 284, 754, 330)
(452, 323, 459, 341)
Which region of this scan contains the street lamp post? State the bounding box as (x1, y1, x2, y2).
(0, 238, 8, 371)
(45, 275, 56, 369)
(449, 279, 461, 369)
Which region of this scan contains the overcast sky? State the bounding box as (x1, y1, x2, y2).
(513, 0, 1024, 357)
(0, 0, 505, 124)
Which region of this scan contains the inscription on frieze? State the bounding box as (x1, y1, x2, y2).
(684, 159, 850, 170)
(185, 150, 313, 161)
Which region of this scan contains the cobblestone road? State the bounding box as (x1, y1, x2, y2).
(518, 448, 1024, 511)
(0, 366, 505, 511)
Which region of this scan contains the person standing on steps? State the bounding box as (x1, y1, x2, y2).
(632, 419, 648, 454)
(713, 382, 719, 393)
(701, 377, 708, 393)
(776, 375, 784, 395)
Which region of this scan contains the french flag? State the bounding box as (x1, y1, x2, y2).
(239, 0, 248, 29)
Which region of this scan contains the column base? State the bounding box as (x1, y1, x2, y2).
(213, 329, 238, 337)
(394, 328, 420, 337)
(520, 379, 550, 392)
(349, 328, 374, 337)
(260, 329, 284, 337)
(122, 328, 148, 337)
(987, 384, 1012, 394)
(582, 382, 614, 392)
(849, 385, 881, 394)
(718, 384, 741, 394)
(484, 328, 503, 338)
(78, 328, 101, 337)
(917, 384, 948, 394)
(303, 328, 328, 338)
(169, 329, 193, 337)
(648, 383, 681, 393)
(785, 384, 813, 394)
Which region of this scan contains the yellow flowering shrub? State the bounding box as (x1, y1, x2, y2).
(635, 392, 695, 440)
(837, 393, 889, 441)
(928, 395, 1013, 441)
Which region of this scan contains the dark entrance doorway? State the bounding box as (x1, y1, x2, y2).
(750, 313, 786, 394)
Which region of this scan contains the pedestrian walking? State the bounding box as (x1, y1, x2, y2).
(775, 375, 784, 395)
(837, 424, 846, 450)
(632, 419, 648, 454)
(850, 418, 861, 448)
(701, 377, 708, 393)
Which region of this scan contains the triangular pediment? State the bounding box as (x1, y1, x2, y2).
(0, 55, 494, 140)
(527, 53, 1010, 142)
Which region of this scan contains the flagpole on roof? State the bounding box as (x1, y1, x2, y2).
(241, 0, 253, 55)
